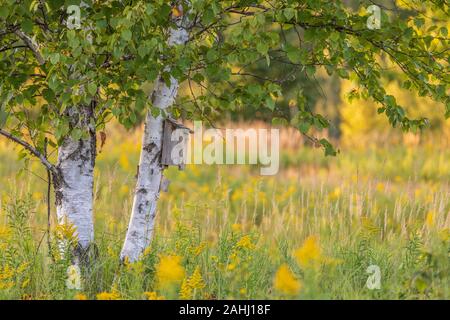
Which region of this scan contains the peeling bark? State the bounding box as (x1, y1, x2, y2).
(120, 19, 190, 262)
(53, 105, 96, 265)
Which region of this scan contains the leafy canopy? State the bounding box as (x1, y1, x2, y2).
(0, 0, 448, 158)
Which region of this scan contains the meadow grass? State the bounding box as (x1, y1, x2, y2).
(0, 124, 448, 300)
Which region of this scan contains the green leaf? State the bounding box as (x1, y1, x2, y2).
(50, 53, 60, 65)
(87, 83, 97, 96)
(121, 29, 132, 42)
(265, 96, 275, 111)
(0, 6, 9, 19)
(286, 45, 300, 64)
(21, 19, 33, 33)
(272, 117, 288, 126)
(256, 42, 269, 56)
(138, 44, 150, 58)
(305, 65, 316, 78)
(283, 8, 295, 21)
(298, 122, 311, 134)
(320, 138, 337, 156)
(0, 108, 8, 128)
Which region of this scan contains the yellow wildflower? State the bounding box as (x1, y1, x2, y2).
(54, 220, 77, 242)
(21, 278, 30, 288)
(0, 281, 13, 290)
(179, 279, 193, 300)
(74, 293, 88, 300)
(376, 183, 385, 192)
(126, 260, 144, 274)
(236, 235, 255, 250)
(119, 185, 130, 197)
(328, 187, 341, 200)
(189, 267, 205, 289)
(0, 264, 14, 281)
(294, 236, 322, 269)
(226, 263, 236, 271)
(231, 223, 242, 232)
(156, 255, 185, 289)
(96, 290, 120, 300)
(425, 211, 435, 228)
(119, 153, 130, 170)
(192, 242, 206, 256)
(142, 246, 152, 257)
(17, 262, 29, 274)
(0, 225, 11, 240)
(32, 192, 43, 201)
(144, 291, 165, 300)
(273, 264, 301, 296)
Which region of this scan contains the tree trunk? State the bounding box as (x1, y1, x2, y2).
(120, 20, 189, 262)
(53, 105, 96, 265)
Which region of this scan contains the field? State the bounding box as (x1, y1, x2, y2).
(0, 123, 449, 300)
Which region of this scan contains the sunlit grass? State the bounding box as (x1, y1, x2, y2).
(0, 124, 448, 300)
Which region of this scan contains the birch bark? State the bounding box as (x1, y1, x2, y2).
(120, 15, 190, 262)
(53, 105, 96, 265)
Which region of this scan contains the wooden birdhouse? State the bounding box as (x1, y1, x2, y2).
(161, 118, 193, 170)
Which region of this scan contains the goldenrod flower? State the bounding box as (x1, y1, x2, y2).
(294, 236, 322, 269)
(328, 187, 341, 200)
(17, 262, 29, 274)
(0, 225, 11, 240)
(191, 242, 206, 256)
(21, 278, 30, 288)
(226, 263, 236, 271)
(156, 255, 185, 289)
(231, 223, 242, 232)
(96, 288, 120, 300)
(0, 264, 14, 281)
(189, 267, 205, 289)
(0, 281, 13, 290)
(144, 291, 165, 300)
(236, 235, 255, 250)
(425, 211, 435, 228)
(376, 183, 385, 192)
(179, 279, 193, 300)
(74, 293, 88, 300)
(273, 264, 301, 296)
(54, 220, 77, 242)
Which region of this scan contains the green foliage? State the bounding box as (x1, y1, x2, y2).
(0, 0, 448, 158)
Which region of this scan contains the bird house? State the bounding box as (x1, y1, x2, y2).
(161, 118, 193, 170)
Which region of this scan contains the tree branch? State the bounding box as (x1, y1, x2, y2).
(0, 128, 56, 174)
(14, 29, 45, 65)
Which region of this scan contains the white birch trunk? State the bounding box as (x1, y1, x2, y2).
(53, 106, 96, 265)
(120, 19, 190, 262)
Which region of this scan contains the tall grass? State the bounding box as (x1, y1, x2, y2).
(0, 124, 448, 299)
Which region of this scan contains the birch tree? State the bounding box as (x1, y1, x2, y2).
(0, 0, 169, 263)
(121, 0, 449, 261)
(120, 3, 191, 262)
